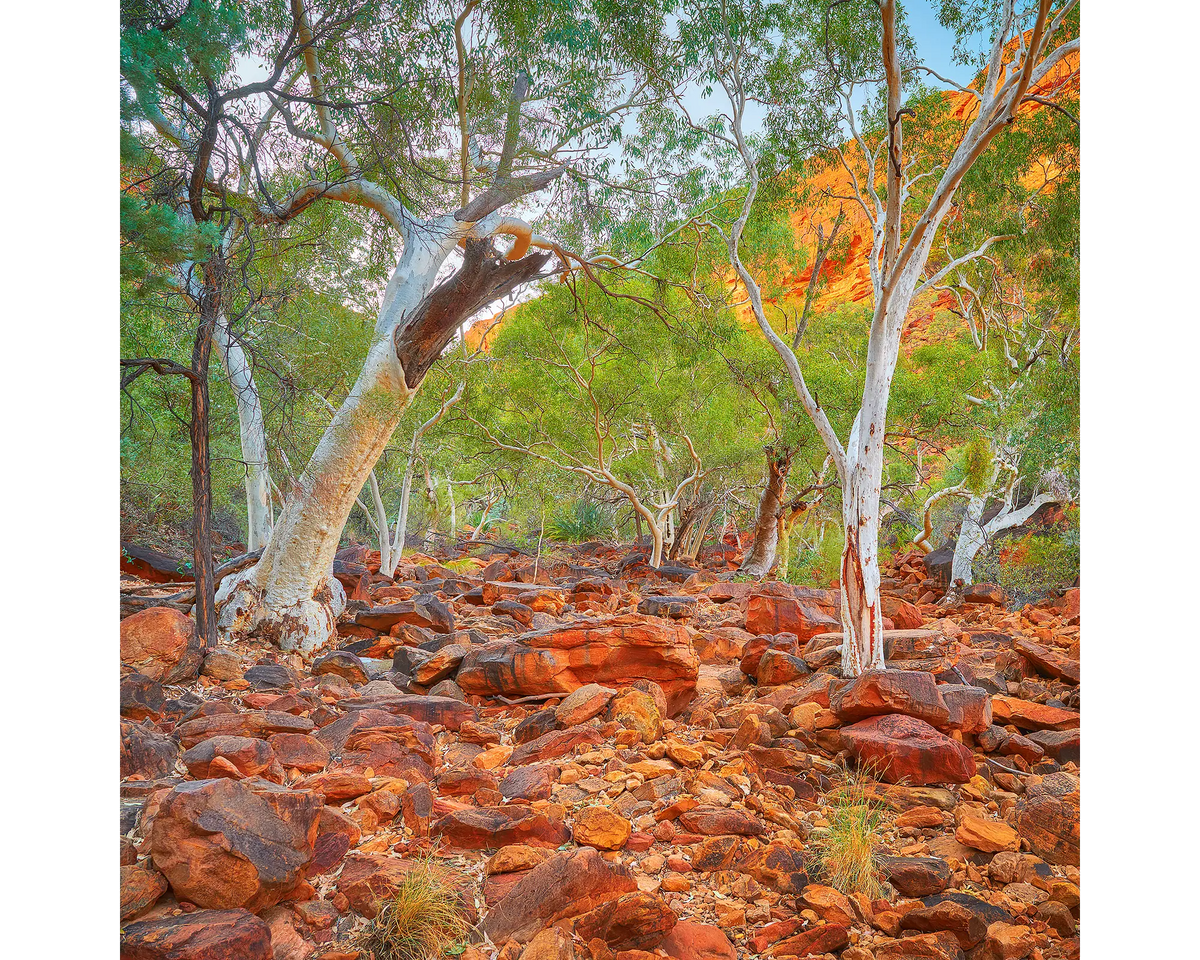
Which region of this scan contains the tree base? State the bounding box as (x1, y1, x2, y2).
(215, 567, 346, 653)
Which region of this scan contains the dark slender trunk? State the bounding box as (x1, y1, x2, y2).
(189, 260, 221, 653)
(739, 446, 793, 578)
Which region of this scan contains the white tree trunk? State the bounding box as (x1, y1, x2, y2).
(950, 494, 989, 585)
(217, 228, 455, 651)
(386, 450, 418, 577)
(211, 318, 273, 550)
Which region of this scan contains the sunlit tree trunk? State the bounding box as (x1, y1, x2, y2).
(740, 447, 792, 577)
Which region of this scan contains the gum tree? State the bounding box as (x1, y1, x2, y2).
(647, 0, 1078, 673)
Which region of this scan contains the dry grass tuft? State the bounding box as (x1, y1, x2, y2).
(353, 857, 469, 960)
(811, 765, 888, 899)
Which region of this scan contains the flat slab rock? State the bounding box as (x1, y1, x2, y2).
(120, 908, 273, 960)
(841, 713, 976, 785)
(456, 613, 699, 714)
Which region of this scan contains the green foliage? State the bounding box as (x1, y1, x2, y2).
(785, 527, 843, 588)
(352, 857, 469, 960)
(962, 437, 993, 494)
(547, 501, 611, 542)
(976, 518, 1080, 607)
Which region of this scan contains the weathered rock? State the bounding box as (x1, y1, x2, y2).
(878, 856, 952, 897)
(901, 894, 1012, 950)
(555, 683, 618, 726)
(963, 583, 1005, 605)
(571, 891, 677, 952)
(268, 733, 330, 773)
(841, 714, 976, 785)
(499, 764, 556, 802)
(659, 920, 738, 960)
(121, 673, 166, 720)
(121, 720, 181, 780)
(243, 663, 298, 691)
(339, 694, 477, 730)
(768, 922, 850, 957)
(510, 726, 604, 766)
(336, 852, 472, 920)
(1015, 778, 1080, 866)
(182, 736, 282, 782)
(457, 614, 699, 715)
(735, 841, 809, 895)
(149, 779, 321, 912)
(119, 908, 272, 960)
(745, 586, 840, 642)
(638, 595, 698, 619)
(481, 848, 638, 944)
(312, 650, 370, 685)
(873, 931, 965, 960)
(990, 697, 1079, 732)
(939, 685, 992, 734)
(175, 711, 314, 749)
(608, 688, 663, 744)
(830, 670, 950, 726)
(680, 806, 765, 837)
(573, 806, 632, 850)
(432, 805, 571, 849)
(121, 607, 203, 684)
(414, 643, 470, 685)
(955, 816, 1019, 853)
(756, 649, 811, 686)
(200, 649, 243, 682)
(1012, 638, 1080, 684)
(1026, 728, 1080, 765)
(120, 862, 169, 920)
(355, 597, 454, 633)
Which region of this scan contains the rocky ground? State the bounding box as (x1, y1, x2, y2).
(119, 541, 1080, 960)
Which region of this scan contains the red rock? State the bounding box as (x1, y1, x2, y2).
(990, 696, 1079, 732)
(555, 683, 618, 726)
(121, 720, 181, 780)
(120, 908, 272, 960)
(499, 764, 557, 801)
(841, 715, 976, 785)
(175, 711, 314, 749)
(747, 917, 805, 953)
(735, 841, 810, 895)
(900, 894, 1012, 950)
(571, 891, 677, 952)
(1026, 728, 1080, 764)
(339, 693, 478, 731)
(767, 922, 849, 956)
(438, 768, 500, 797)
(311, 650, 370, 684)
(694, 627, 754, 664)
(746, 587, 840, 642)
(149, 779, 321, 912)
(883, 595, 924, 629)
(295, 770, 372, 804)
(481, 848, 638, 944)
(121, 862, 169, 920)
(1015, 788, 1079, 866)
(939, 685, 992, 734)
(355, 597, 454, 633)
(873, 931, 965, 959)
(457, 614, 699, 715)
(609, 688, 663, 744)
(268, 733, 330, 773)
(182, 736, 282, 782)
(963, 583, 1005, 605)
(1012, 638, 1079, 684)
(830, 670, 950, 726)
(432, 805, 571, 849)
(679, 807, 765, 837)
(510, 726, 604, 766)
(878, 856, 952, 897)
(573, 806, 632, 850)
(659, 920, 737, 960)
(121, 607, 203, 684)
(757, 649, 812, 686)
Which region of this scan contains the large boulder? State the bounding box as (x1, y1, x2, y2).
(841, 714, 976, 785)
(457, 613, 699, 714)
(121, 607, 203, 684)
(1015, 773, 1080, 866)
(432, 805, 571, 849)
(745, 585, 840, 641)
(121, 720, 181, 780)
(119, 908, 272, 960)
(354, 597, 454, 633)
(830, 669, 950, 726)
(149, 779, 321, 912)
(481, 847, 638, 944)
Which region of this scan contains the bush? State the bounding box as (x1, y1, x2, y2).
(810, 766, 887, 899)
(546, 500, 610, 542)
(976, 512, 1079, 606)
(352, 857, 469, 960)
(785, 526, 844, 587)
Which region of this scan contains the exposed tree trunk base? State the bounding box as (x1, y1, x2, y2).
(216, 566, 347, 653)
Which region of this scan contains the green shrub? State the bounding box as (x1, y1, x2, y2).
(546, 500, 610, 542)
(976, 522, 1079, 606)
